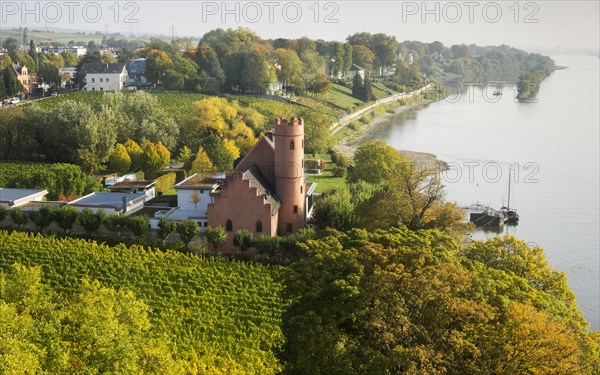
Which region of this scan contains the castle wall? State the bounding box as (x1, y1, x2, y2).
(207, 173, 278, 252)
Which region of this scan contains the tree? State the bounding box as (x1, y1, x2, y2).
(177, 219, 200, 245)
(109, 143, 132, 173)
(28, 40, 38, 71)
(191, 147, 216, 175)
(178, 146, 192, 162)
(126, 216, 150, 237)
(276, 48, 303, 90)
(145, 49, 173, 86)
(141, 141, 167, 174)
(8, 163, 102, 201)
(28, 207, 54, 231)
(351, 44, 375, 74)
(124, 139, 144, 172)
(362, 75, 373, 101)
(22, 28, 29, 47)
(343, 43, 353, 74)
(351, 73, 364, 100)
(78, 208, 103, 233)
(158, 217, 177, 240)
(298, 110, 331, 155)
(312, 187, 357, 231)
(10, 208, 29, 228)
(348, 140, 405, 184)
(2, 37, 19, 53)
(51, 206, 80, 233)
(240, 51, 271, 93)
(2, 65, 23, 98)
(205, 226, 227, 251)
(204, 134, 234, 172)
(281, 227, 600, 374)
(61, 51, 79, 67)
(190, 191, 201, 210)
(37, 61, 60, 86)
(0, 53, 13, 71)
(233, 229, 253, 254)
(307, 73, 332, 97)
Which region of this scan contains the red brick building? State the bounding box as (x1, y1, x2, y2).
(208, 117, 316, 250)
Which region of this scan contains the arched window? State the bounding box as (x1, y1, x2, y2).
(256, 220, 263, 233)
(290, 140, 295, 150)
(226, 219, 232, 232)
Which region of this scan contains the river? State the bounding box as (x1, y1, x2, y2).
(372, 55, 600, 330)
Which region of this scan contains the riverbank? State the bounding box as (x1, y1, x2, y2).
(333, 95, 448, 172)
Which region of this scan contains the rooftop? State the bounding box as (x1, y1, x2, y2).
(68, 192, 145, 207)
(0, 188, 48, 203)
(80, 63, 126, 74)
(108, 180, 156, 189)
(174, 173, 222, 189)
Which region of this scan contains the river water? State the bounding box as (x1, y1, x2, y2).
(373, 55, 600, 330)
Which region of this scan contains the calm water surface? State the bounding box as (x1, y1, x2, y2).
(374, 55, 600, 329)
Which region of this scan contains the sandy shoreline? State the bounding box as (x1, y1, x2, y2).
(334, 99, 448, 172)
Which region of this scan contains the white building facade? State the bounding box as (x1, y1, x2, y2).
(81, 63, 128, 91)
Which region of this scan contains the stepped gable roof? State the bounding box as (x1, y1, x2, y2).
(243, 164, 281, 215)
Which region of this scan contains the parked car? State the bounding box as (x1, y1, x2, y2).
(7, 97, 20, 104)
(50, 92, 58, 97)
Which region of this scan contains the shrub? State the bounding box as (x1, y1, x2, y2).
(10, 208, 29, 228)
(158, 217, 177, 240)
(335, 154, 350, 168)
(348, 120, 361, 131)
(154, 172, 177, 195)
(78, 208, 103, 233)
(126, 216, 150, 237)
(360, 113, 373, 124)
(104, 214, 129, 233)
(254, 234, 281, 258)
(373, 105, 386, 117)
(0, 206, 7, 224)
(28, 207, 54, 230)
(233, 229, 254, 254)
(205, 226, 227, 252)
(332, 165, 346, 177)
(177, 219, 200, 245)
(51, 206, 79, 233)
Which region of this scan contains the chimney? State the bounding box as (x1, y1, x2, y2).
(122, 196, 127, 213)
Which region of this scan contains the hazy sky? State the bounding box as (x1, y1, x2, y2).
(2, 1, 599, 52)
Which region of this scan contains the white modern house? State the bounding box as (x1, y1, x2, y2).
(81, 63, 128, 91)
(150, 174, 222, 229)
(67, 192, 146, 215)
(108, 180, 157, 201)
(0, 188, 49, 208)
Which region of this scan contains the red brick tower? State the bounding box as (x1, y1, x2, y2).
(274, 117, 305, 235)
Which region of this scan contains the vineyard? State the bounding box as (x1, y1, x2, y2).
(0, 231, 285, 373)
(0, 161, 52, 187)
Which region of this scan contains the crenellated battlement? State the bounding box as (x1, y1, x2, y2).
(275, 117, 304, 126)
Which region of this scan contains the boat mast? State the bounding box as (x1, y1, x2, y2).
(507, 171, 511, 209)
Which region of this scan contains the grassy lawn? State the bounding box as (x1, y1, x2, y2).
(323, 84, 365, 111)
(305, 153, 347, 193)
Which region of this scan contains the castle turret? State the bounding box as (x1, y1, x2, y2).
(273, 117, 305, 235)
